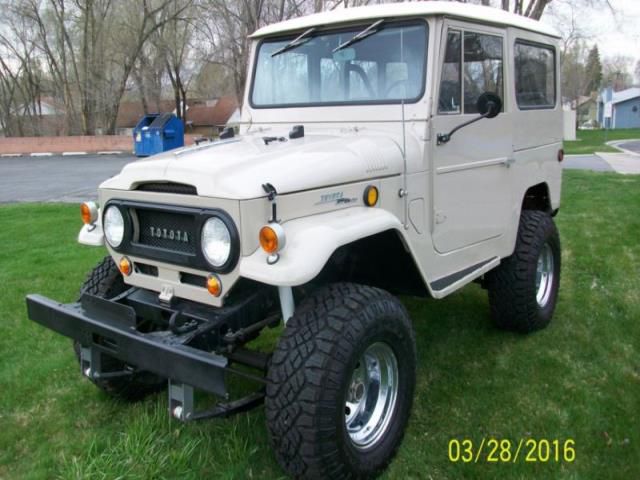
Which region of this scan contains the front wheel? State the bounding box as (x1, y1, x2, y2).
(265, 283, 416, 479)
(74, 256, 165, 401)
(486, 210, 561, 333)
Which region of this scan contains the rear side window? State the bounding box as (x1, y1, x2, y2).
(514, 41, 556, 109)
(438, 29, 504, 114)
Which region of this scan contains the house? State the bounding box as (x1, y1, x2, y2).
(13, 96, 65, 117)
(597, 87, 640, 129)
(575, 95, 598, 127)
(6, 96, 67, 136)
(116, 96, 239, 136)
(184, 96, 239, 135)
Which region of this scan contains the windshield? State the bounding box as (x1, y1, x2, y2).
(250, 21, 428, 108)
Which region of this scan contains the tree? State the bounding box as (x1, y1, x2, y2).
(602, 55, 634, 91)
(635, 59, 640, 85)
(195, 1, 312, 104)
(584, 45, 602, 95)
(561, 41, 588, 113)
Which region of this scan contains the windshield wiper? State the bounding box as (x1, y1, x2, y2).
(271, 27, 317, 57)
(332, 19, 384, 53)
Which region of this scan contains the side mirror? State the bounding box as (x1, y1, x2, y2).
(476, 92, 502, 118)
(437, 92, 503, 145)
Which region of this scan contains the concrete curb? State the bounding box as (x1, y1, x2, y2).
(1, 151, 130, 158)
(606, 139, 640, 157)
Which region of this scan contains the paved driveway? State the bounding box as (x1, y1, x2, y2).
(618, 141, 640, 154)
(562, 154, 613, 172)
(0, 154, 135, 203)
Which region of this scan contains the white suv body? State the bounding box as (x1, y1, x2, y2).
(82, 2, 562, 304)
(31, 3, 563, 478)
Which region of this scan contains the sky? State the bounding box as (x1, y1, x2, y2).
(541, 0, 640, 73)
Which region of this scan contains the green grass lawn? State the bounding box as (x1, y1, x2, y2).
(1, 170, 639, 479)
(564, 128, 640, 155)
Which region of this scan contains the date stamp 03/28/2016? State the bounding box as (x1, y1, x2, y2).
(448, 438, 576, 464)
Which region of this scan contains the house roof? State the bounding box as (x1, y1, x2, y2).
(117, 97, 238, 129)
(186, 96, 238, 127)
(612, 87, 640, 105)
(116, 100, 176, 128)
(251, 1, 560, 39)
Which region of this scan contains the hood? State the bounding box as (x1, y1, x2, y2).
(100, 132, 404, 199)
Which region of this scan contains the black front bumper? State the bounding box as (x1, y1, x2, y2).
(26, 293, 228, 396)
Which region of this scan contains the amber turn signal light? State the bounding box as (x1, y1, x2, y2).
(206, 274, 222, 297)
(363, 185, 379, 207)
(80, 201, 98, 224)
(259, 223, 286, 254)
(119, 257, 132, 276)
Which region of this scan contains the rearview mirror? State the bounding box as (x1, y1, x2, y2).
(476, 92, 502, 118)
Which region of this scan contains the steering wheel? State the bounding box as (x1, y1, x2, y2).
(385, 79, 409, 98)
(346, 63, 375, 98)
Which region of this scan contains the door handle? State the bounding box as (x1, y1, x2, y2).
(502, 157, 515, 168)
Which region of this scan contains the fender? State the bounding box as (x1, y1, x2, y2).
(239, 207, 404, 287)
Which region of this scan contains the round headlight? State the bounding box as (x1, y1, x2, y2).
(201, 217, 231, 268)
(103, 206, 125, 248)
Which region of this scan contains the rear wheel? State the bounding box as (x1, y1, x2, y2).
(486, 210, 561, 333)
(265, 283, 416, 479)
(74, 256, 165, 401)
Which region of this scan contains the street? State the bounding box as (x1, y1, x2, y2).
(0, 154, 134, 203)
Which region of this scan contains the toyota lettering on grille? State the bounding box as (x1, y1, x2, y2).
(149, 227, 190, 243)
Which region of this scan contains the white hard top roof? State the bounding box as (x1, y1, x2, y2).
(251, 1, 560, 39)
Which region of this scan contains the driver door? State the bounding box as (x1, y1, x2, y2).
(431, 22, 513, 254)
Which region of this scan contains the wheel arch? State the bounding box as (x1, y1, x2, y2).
(239, 207, 431, 296)
(312, 228, 430, 297)
(521, 181, 552, 213)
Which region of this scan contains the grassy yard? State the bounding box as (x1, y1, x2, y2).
(564, 128, 640, 155)
(1, 170, 639, 479)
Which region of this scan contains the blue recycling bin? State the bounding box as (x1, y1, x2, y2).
(133, 113, 184, 157)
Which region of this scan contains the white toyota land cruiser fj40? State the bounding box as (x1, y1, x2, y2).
(27, 2, 563, 478)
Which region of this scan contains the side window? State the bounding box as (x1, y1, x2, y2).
(463, 32, 503, 113)
(438, 29, 503, 114)
(438, 30, 461, 114)
(515, 41, 556, 109)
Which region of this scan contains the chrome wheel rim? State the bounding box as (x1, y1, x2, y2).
(536, 243, 554, 307)
(345, 342, 399, 450)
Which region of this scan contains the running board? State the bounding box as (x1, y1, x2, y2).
(429, 257, 500, 299)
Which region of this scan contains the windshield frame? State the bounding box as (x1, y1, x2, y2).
(248, 18, 429, 109)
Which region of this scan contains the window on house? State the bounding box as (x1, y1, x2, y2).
(515, 41, 556, 109)
(438, 29, 504, 114)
